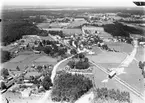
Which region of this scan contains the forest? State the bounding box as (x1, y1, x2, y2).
(103, 22, 144, 37)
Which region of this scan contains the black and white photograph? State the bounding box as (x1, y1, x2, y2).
(0, 0, 145, 103)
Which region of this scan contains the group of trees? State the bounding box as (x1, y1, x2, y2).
(94, 88, 130, 103)
(51, 71, 93, 102)
(67, 53, 90, 69)
(2, 20, 47, 46)
(0, 68, 9, 79)
(29, 64, 53, 90)
(139, 61, 145, 78)
(103, 22, 144, 38)
(1, 50, 12, 63)
(42, 76, 53, 90)
(34, 40, 67, 57)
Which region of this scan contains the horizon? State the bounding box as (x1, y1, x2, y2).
(2, 0, 139, 7)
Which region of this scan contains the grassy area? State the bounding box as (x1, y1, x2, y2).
(37, 23, 50, 28)
(9, 55, 31, 63)
(118, 60, 144, 95)
(87, 52, 127, 64)
(91, 46, 102, 54)
(3, 54, 57, 71)
(135, 47, 144, 61)
(34, 56, 57, 63)
(106, 42, 133, 53)
(63, 28, 82, 35)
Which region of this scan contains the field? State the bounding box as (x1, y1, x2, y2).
(91, 46, 102, 54)
(34, 56, 57, 63)
(92, 27, 113, 39)
(37, 23, 50, 29)
(63, 28, 82, 35)
(106, 42, 133, 53)
(135, 47, 145, 61)
(9, 55, 31, 63)
(87, 52, 127, 64)
(67, 21, 87, 28)
(118, 60, 144, 95)
(2, 54, 57, 71)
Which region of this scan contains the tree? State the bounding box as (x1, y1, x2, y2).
(75, 61, 90, 69)
(1, 68, 9, 79)
(2, 21, 43, 46)
(70, 49, 77, 55)
(36, 66, 43, 72)
(139, 61, 145, 70)
(43, 46, 52, 55)
(78, 53, 85, 60)
(67, 61, 75, 69)
(39, 42, 43, 47)
(16, 66, 20, 71)
(42, 76, 53, 90)
(42, 40, 46, 46)
(1, 50, 11, 63)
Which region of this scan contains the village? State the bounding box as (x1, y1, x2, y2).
(1, 6, 145, 103)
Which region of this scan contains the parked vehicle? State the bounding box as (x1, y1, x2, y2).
(108, 70, 116, 79)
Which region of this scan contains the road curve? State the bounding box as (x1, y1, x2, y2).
(51, 55, 75, 83)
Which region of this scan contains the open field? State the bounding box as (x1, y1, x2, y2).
(92, 27, 112, 39)
(118, 60, 144, 95)
(9, 55, 31, 63)
(39, 36, 55, 41)
(106, 42, 133, 53)
(97, 63, 119, 69)
(34, 56, 57, 63)
(63, 28, 82, 35)
(67, 21, 87, 28)
(2, 54, 57, 71)
(87, 52, 127, 64)
(37, 23, 50, 28)
(91, 46, 102, 54)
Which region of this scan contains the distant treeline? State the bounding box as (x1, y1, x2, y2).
(2, 7, 144, 20)
(103, 22, 144, 37)
(119, 20, 145, 24)
(117, 13, 131, 18)
(2, 20, 47, 46)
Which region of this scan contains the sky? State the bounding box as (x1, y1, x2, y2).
(2, 0, 138, 7)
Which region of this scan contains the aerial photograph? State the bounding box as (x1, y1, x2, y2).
(0, 0, 145, 103)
